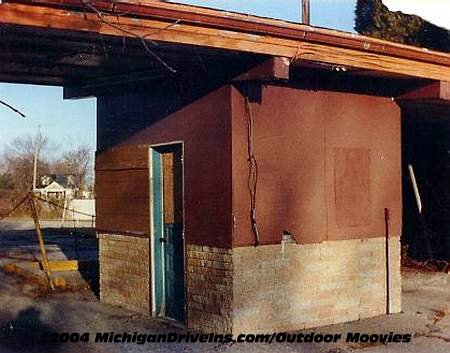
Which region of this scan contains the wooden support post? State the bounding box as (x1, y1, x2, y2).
(28, 194, 55, 290)
(302, 0, 310, 25)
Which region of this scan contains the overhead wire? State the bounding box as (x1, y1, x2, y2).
(244, 96, 260, 246)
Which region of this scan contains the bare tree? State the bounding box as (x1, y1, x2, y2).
(61, 144, 93, 191)
(4, 133, 50, 193)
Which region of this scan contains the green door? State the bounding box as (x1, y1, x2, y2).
(152, 145, 185, 322)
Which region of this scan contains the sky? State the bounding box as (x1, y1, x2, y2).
(0, 0, 357, 158)
(0, 84, 96, 156)
(384, 0, 450, 29)
(0, 0, 446, 158)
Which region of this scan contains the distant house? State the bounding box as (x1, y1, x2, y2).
(36, 174, 76, 200)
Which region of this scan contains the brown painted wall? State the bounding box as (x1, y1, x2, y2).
(231, 85, 402, 247)
(96, 145, 150, 235)
(115, 86, 233, 248)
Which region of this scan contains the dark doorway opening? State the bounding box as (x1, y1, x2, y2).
(151, 143, 185, 322)
(402, 104, 450, 260)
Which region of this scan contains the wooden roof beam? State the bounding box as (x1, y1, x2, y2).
(0, 3, 450, 82)
(15, 0, 450, 66)
(397, 81, 450, 105)
(233, 57, 290, 82)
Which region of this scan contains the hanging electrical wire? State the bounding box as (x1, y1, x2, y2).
(244, 96, 260, 246)
(0, 194, 29, 223)
(0, 99, 26, 118)
(83, 1, 177, 73)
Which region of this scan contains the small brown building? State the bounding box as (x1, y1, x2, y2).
(1, 0, 450, 334)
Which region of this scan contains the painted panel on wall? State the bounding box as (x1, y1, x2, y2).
(324, 92, 402, 241)
(334, 148, 371, 227)
(106, 86, 233, 248)
(231, 85, 327, 246)
(231, 85, 401, 247)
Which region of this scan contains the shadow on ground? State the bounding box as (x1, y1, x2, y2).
(0, 307, 59, 353)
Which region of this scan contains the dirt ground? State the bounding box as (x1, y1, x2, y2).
(0, 221, 449, 353)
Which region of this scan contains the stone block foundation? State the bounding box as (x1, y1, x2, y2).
(232, 237, 401, 334)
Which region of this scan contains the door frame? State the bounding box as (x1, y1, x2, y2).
(149, 141, 186, 323)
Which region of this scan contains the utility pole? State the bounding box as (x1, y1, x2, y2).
(32, 125, 41, 192)
(302, 0, 310, 25)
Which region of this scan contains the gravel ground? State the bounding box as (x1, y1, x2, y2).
(0, 268, 448, 353)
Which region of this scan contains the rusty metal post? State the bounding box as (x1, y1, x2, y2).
(28, 194, 54, 290)
(302, 0, 310, 25)
(384, 208, 390, 314)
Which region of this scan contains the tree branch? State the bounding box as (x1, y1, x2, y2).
(83, 2, 177, 73)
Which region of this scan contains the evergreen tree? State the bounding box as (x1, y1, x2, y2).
(355, 0, 449, 52)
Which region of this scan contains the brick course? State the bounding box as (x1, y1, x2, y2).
(186, 245, 233, 333)
(99, 233, 151, 314)
(232, 236, 401, 334)
(99, 236, 401, 334)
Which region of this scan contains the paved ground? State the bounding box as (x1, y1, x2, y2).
(0, 219, 98, 292)
(0, 219, 97, 262)
(0, 221, 449, 353)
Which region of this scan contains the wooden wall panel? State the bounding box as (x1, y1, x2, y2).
(96, 145, 149, 171)
(231, 86, 327, 246)
(95, 145, 150, 235)
(163, 152, 175, 224)
(324, 92, 402, 241)
(98, 86, 233, 248)
(334, 148, 371, 227)
(231, 85, 402, 246)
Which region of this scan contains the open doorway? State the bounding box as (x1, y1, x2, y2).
(402, 104, 450, 260)
(151, 143, 185, 322)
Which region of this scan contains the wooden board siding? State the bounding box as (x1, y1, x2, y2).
(96, 145, 150, 236)
(98, 86, 233, 248)
(231, 85, 402, 247)
(162, 150, 183, 224)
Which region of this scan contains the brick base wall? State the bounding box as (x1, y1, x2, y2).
(98, 233, 151, 314)
(186, 245, 233, 333)
(98, 236, 400, 334)
(233, 237, 401, 334)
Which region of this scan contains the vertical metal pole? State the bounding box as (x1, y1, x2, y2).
(302, 0, 310, 25)
(32, 125, 41, 191)
(384, 208, 390, 314)
(408, 164, 422, 214)
(408, 164, 433, 259)
(29, 194, 54, 290)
